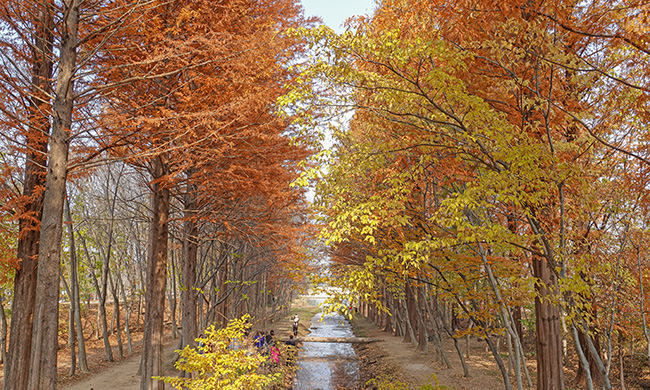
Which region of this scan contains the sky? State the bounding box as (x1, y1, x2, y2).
(300, 0, 376, 33)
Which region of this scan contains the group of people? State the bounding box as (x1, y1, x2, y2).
(253, 329, 282, 364)
(248, 314, 300, 365)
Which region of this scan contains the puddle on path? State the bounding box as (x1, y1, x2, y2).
(293, 312, 360, 390)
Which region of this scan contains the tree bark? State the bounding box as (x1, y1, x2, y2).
(5, 2, 53, 389)
(533, 252, 564, 390)
(140, 155, 169, 390)
(60, 273, 76, 375)
(28, 2, 80, 389)
(415, 285, 429, 353)
(168, 251, 178, 340)
(64, 196, 89, 372)
(0, 294, 7, 369)
(81, 234, 113, 361)
(109, 272, 124, 359)
(403, 281, 418, 345)
(117, 270, 134, 353)
(181, 176, 198, 351)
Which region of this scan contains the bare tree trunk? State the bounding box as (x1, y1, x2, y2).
(140, 155, 169, 390)
(572, 325, 594, 390)
(65, 196, 89, 372)
(217, 257, 229, 328)
(478, 244, 524, 390)
(60, 274, 76, 375)
(181, 177, 198, 351)
(402, 296, 418, 345)
(0, 294, 8, 369)
(109, 272, 124, 359)
(423, 293, 452, 369)
(393, 299, 405, 338)
(402, 281, 418, 345)
(485, 333, 512, 390)
(168, 250, 178, 340)
(637, 246, 650, 371)
(117, 271, 134, 353)
(618, 332, 626, 390)
(81, 234, 114, 361)
(28, 2, 79, 388)
(5, 2, 53, 389)
(415, 285, 429, 353)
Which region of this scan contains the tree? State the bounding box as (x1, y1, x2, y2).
(0, 2, 53, 388)
(95, 1, 314, 387)
(288, 1, 650, 389)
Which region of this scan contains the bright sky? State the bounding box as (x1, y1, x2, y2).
(301, 0, 376, 33)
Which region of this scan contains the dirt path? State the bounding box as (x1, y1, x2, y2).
(61, 342, 179, 390)
(59, 301, 321, 390)
(353, 317, 511, 389)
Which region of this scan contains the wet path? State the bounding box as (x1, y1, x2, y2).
(293, 312, 360, 390)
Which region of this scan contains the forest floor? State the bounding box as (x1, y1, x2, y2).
(351, 316, 509, 390)
(351, 317, 650, 390)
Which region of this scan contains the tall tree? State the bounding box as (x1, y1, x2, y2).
(0, 2, 53, 389)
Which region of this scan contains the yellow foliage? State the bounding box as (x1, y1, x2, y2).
(156, 315, 281, 390)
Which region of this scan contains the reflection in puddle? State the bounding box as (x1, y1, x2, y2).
(294, 312, 360, 390)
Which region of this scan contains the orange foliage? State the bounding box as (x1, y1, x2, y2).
(94, 0, 317, 277)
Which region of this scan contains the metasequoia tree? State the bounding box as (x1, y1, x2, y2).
(0, 1, 168, 388)
(96, 0, 313, 388)
(0, 2, 53, 388)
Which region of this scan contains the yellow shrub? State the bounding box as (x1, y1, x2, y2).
(156, 315, 281, 390)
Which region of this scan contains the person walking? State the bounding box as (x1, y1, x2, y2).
(292, 314, 299, 336)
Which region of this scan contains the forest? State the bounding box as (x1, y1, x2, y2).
(0, 1, 316, 390)
(0, 0, 649, 390)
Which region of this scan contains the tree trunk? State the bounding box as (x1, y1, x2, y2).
(109, 272, 124, 359)
(28, 2, 79, 388)
(637, 246, 650, 372)
(403, 282, 418, 345)
(181, 177, 198, 351)
(140, 155, 169, 390)
(168, 250, 178, 340)
(533, 252, 564, 390)
(0, 294, 8, 368)
(430, 296, 467, 376)
(117, 271, 134, 353)
(416, 285, 429, 353)
(65, 196, 89, 372)
(575, 329, 601, 387)
(5, 2, 53, 389)
(217, 257, 229, 328)
(81, 234, 114, 361)
(618, 332, 626, 390)
(60, 273, 76, 375)
(512, 306, 523, 343)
